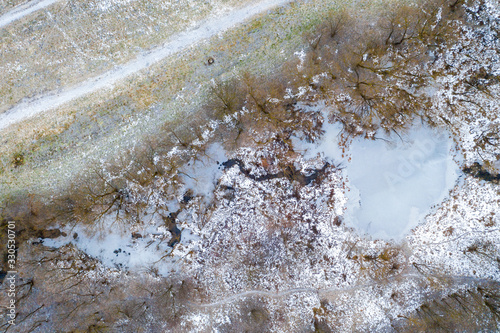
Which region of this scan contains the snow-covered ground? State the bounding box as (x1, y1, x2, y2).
(3, 0, 499, 330)
(38, 117, 463, 283)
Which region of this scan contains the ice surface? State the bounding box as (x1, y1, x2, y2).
(179, 142, 227, 200)
(294, 121, 460, 240)
(42, 220, 171, 271)
(346, 126, 460, 239)
(292, 120, 346, 162)
(42, 215, 201, 276)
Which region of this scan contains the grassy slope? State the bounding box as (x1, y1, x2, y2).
(0, 0, 250, 112)
(0, 0, 395, 202)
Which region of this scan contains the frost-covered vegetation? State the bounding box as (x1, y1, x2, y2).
(1, 0, 500, 331)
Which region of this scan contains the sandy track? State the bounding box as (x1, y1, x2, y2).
(0, 0, 58, 28)
(0, 0, 291, 131)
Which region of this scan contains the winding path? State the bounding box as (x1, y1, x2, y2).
(186, 272, 496, 308)
(0, 0, 291, 131)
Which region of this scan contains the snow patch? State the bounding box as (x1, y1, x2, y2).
(179, 142, 227, 200)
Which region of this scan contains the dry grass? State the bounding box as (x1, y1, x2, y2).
(0, 0, 254, 112)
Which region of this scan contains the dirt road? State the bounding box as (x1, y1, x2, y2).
(0, 0, 291, 131)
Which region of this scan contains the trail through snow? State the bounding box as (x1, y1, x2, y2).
(0, 0, 291, 131)
(186, 274, 490, 308)
(0, 0, 58, 28)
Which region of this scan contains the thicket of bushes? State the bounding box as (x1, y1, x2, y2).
(393, 281, 500, 332)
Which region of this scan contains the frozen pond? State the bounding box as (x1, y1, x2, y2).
(295, 120, 460, 240)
